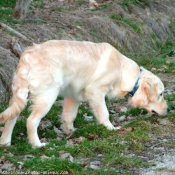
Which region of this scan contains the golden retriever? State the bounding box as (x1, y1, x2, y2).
(0, 40, 169, 148)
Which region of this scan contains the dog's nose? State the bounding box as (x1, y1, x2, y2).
(167, 107, 171, 113)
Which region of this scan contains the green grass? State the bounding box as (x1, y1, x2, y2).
(0, 0, 45, 23)
(32, 0, 45, 9)
(110, 14, 141, 33)
(0, 2, 15, 23)
(132, 53, 175, 73)
(104, 153, 148, 168)
(0, 0, 16, 7)
(75, 21, 83, 26)
(75, 0, 86, 6)
(122, 0, 150, 6)
(100, 4, 110, 10)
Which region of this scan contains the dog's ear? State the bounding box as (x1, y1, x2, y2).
(129, 78, 158, 108)
(143, 81, 151, 98)
(143, 80, 158, 102)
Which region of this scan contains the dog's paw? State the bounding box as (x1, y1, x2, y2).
(106, 124, 121, 130)
(0, 142, 11, 146)
(32, 142, 47, 148)
(40, 142, 47, 147)
(0, 139, 11, 146)
(60, 124, 76, 135)
(114, 126, 122, 130)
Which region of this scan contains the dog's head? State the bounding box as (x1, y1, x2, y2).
(128, 68, 169, 116)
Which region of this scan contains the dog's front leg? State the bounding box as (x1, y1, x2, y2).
(86, 89, 121, 130)
(61, 98, 79, 135)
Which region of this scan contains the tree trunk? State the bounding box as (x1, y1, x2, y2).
(13, 0, 33, 21)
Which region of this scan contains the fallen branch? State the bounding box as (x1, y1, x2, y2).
(0, 22, 33, 43)
(9, 37, 22, 59)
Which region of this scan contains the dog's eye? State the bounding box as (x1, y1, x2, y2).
(160, 93, 163, 96)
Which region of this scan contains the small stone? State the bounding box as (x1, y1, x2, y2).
(151, 67, 156, 71)
(157, 118, 171, 125)
(89, 160, 101, 170)
(23, 155, 35, 160)
(17, 162, 24, 169)
(84, 115, 94, 122)
(115, 115, 126, 123)
(59, 153, 74, 162)
(115, 106, 127, 113)
(54, 126, 64, 135)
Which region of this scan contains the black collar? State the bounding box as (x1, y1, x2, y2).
(128, 77, 140, 97)
(128, 68, 142, 97)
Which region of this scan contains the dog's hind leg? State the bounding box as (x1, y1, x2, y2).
(61, 98, 79, 135)
(27, 86, 59, 148)
(0, 116, 18, 146)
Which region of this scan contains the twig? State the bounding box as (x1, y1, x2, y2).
(0, 22, 32, 43)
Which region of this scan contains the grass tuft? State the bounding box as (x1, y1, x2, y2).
(110, 14, 141, 33)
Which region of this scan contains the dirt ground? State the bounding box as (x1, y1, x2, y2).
(136, 73, 175, 174)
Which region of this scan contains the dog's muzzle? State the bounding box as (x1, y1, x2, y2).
(151, 107, 170, 116)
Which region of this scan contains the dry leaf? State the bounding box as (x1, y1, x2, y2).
(81, 162, 88, 168)
(0, 156, 6, 162)
(88, 133, 99, 140)
(89, 0, 99, 9)
(58, 150, 65, 155)
(66, 139, 74, 146)
(66, 137, 85, 146)
(120, 127, 133, 132)
(15, 132, 25, 137)
(73, 136, 85, 143)
(40, 121, 52, 129)
(67, 167, 74, 173)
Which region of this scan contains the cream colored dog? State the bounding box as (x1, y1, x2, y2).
(0, 40, 169, 148)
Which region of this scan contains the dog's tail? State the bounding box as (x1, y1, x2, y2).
(0, 53, 30, 123)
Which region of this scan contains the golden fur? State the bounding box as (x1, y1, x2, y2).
(0, 40, 168, 148)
